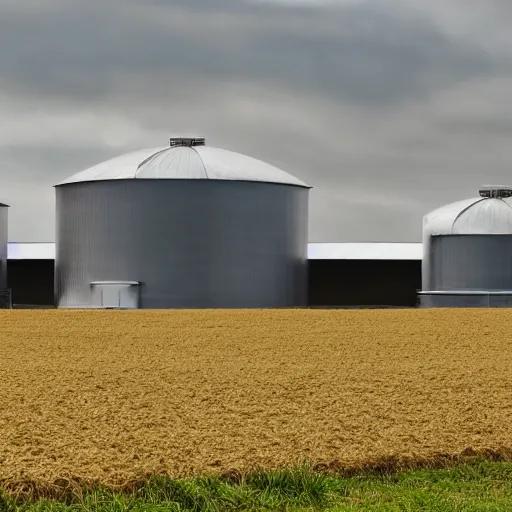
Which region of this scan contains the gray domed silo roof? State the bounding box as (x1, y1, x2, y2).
(423, 186, 512, 236)
(57, 138, 310, 188)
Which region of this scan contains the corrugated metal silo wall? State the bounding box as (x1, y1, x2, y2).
(0, 207, 8, 289)
(427, 234, 512, 290)
(55, 179, 309, 308)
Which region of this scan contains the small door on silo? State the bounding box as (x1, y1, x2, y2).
(90, 281, 141, 309)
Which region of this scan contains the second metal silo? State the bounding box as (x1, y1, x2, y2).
(55, 137, 311, 309)
(0, 203, 8, 292)
(419, 186, 512, 307)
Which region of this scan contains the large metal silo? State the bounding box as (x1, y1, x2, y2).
(419, 186, 512, 307)
(55, 138, 311, 309)
(0, 203, 8, 290)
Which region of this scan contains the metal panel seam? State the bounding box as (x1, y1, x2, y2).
(136, 148, 173, 173)
(191, 147, 209, 179)
(451, 197, 485, 230)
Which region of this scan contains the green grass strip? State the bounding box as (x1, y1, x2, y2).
(3, 461, 512, 511)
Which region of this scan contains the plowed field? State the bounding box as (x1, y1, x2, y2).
(1, 309, 512, 487)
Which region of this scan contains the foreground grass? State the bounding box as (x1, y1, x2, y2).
(3, 462, 512, 511)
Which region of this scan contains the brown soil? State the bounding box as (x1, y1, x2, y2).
(1, 308, 511, 487)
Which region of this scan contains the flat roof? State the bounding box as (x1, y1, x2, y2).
(8, 243, 55, 260)
(6, 242, 423, 261)
(308, 242, 422, 260)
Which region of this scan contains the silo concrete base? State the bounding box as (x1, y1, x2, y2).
(418, 291, 512, 308)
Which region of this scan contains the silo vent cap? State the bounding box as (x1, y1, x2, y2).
(169, 137, 205, 147)
(479, 185, 512, 198)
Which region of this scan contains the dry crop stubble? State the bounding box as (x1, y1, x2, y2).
(1, 309, 512, 487)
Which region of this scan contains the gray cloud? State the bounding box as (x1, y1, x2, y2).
(0, 0, 511, 242)
(0, 0, 495, 105)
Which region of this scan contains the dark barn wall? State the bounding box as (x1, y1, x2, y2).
(309, 259, 421, 307)
(7, 260, 55, 306)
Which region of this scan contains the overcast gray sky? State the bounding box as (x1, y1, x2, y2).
(1, 0, 510, 242)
